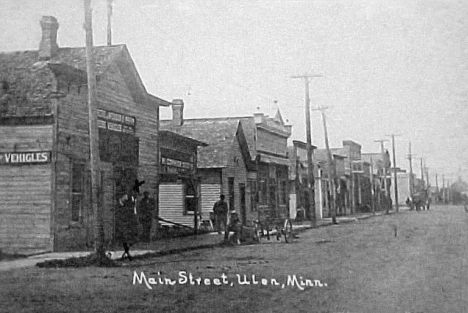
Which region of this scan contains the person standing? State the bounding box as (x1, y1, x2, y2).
(115, 191, 139, 260)
(213, 194, 228, 234)
(138, 191, 155, 242)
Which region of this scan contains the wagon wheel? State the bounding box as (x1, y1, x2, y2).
(283, 219, 293, 243)
(254, 222, 262, 243)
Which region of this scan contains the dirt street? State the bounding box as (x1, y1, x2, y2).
(1, 205, 468, 313)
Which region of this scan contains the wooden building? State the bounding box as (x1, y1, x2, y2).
(161, 104, 292, 227)
(161, 102, 254, 226)
(314, 149, 347, 218)
(287, 140, 318, 220)
(0, 16, 170, 254)
(253, 111, 292, 223)
(362, 151, 392, 211)
(331, 140, 363, 214)
(158, 127, 207, 228)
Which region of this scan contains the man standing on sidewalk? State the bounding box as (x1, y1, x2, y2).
(213, 194, 228, 234)
(138, 191, 155, 242)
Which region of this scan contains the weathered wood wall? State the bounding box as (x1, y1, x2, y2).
(222, 136, 252, 223)
(53, 61, 160, 251)
(0, 125, 53, 254)
(256, 128, 288, 157)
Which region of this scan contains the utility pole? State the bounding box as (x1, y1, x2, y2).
(407, 142, 416, 204)
(375, 139, 389, 213)
(435, 173, 439, 203)
(312, 106, 337, 224)
(447, 179, 451, 204)
(292, 73, 322, 227)
(370, 157, 375, 215)
(84, 0, 106, 263)
(348, 156, 355, 215)
(107, 0, 113, 46)
(442, 175, 446, 203)
(425, 166, 430, 187)
(419, 158, 425, 189)
(386, 134, 401, 212)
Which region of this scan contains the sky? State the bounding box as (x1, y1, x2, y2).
(1, 0, 467, 186)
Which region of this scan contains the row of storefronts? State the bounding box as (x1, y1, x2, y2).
(0, 16, 393, 254)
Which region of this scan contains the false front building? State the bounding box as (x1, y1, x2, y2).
(0, 16, 170, 254)
(161, 103, 292, 227)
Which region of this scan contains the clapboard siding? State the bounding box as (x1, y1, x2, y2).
(101, 162, 115, 242)
(0, 164, 52, 254)
(53, 60, 161, 250)
(0, 125, 53, 150)
(159, 184, 194, 227)
(200, 184, 221, 220)
(0, 125, 53, 254)
(97, 63, 159, 195)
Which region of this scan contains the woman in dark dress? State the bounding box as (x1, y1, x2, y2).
(115, 192, 139, 260)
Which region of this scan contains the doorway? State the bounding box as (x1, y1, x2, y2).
(239, 183, 246, 225)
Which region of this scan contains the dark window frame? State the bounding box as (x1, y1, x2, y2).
(183, 179, 198, 216)
(279, 179, 288, 206)
(228, 177, 235, 211)
(248, 179, 257, 212)
(70, 162, 85, 223)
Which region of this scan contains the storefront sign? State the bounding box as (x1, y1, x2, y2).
(122, 125, 135, 134)
(97, 108, 136, 134)
(161, 157, 194, 174)
(107, 122, 122, 132)
(97, 119, 107, 129)
(0, 151, 51, 165)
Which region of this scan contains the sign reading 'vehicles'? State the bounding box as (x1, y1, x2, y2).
(0, 151, 51, 165)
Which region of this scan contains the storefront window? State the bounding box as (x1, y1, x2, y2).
(184, 179, 197, 215)
(228, 177, 235, 211)
(71, 162, 84, 222)
(258, 179, 267, 205)
(279, 180, 288, 205)
(248, 179, 257, 211)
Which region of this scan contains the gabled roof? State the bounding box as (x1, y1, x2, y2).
(159, 130, 207, 148)
(0, 44, 169, 119)
(161, 118, 252, 168)
(161, 116, 258, 164)
(274, 109, 285, 125)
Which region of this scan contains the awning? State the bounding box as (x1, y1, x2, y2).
(259, 154, 290, 166)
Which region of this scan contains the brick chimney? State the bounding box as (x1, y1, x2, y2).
(39, 16, 59, 60)
(172, 99, 184, 126)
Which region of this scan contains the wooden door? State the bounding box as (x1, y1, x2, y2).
(239, 183, 246, 225)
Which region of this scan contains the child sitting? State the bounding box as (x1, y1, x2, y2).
(227, 211, 242, 245)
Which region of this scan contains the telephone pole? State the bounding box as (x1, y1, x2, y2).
(419, 158, 425, 188)
(447, 179, 451, 204)
(375, 139, 389, 213)
(442, 175, 446, 203)
(425, 166, 430, 187)
(84, 0, 106, 263)
(435, 173, 439, 203)
(386, 134, 401, 212)
(107, 0, 113, 46)
(312, 106, 337, 224)
(407, 142, 416, 203)
(370, 157, 375, 215)
(292, 73, 322, 227)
